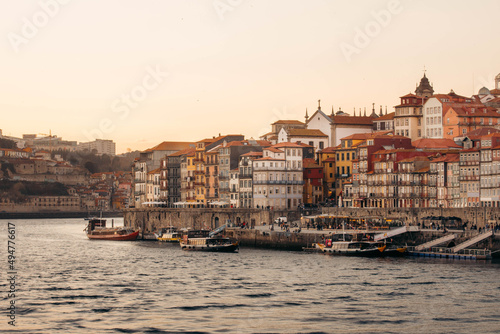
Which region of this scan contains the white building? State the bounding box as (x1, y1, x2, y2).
(253, 142, 303, 210)
(78, 139, 116, 156)
(146, 168, 161, 203)
(229, 168, 239, 208)
(277, 128, 328, 155)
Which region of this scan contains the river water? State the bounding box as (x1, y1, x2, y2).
(1, 218, 500, 333)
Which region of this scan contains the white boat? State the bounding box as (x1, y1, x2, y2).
(154, 226, 181, 242)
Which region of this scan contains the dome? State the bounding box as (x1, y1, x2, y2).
(478, 87, 490, 95)
(496, 73, 500, 80)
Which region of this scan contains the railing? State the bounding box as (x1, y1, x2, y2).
(407, 246, 491, 258)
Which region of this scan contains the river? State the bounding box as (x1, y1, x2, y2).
(1, 218, 500, 333)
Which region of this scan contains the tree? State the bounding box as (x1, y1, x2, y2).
(0, 138, 17, 149)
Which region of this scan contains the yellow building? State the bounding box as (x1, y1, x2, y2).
(194, 138, 216, 205)
(185, 150, 196, 203)
(318, 147, 336, 200)
(334, 133, 378, 200)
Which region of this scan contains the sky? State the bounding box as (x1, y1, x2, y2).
(1, 0, 499, 154)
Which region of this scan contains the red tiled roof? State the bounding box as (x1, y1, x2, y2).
(319, 147, 337, 153)
(168, 147, 196, 157)
(412, 138, 461, 149)
(272, 120, 305, 125)
(272, 142, 305, 149)
(254, 157, 284, 161)
(266, 147, 284, 153)
(332, 115, 373, 125)
(145, 141, 194, 152)
(288, 129, 328, 137)
(241, 151, 263, 157)
(374, 112, 395, 121)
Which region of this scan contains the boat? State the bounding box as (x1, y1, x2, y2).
(84, 218, 140, 241)
(179, 225, 239, 252)
(154, 226, 181, 242)
(382, 244, 408, 257)
(316, 233, 386, 257)
(317, 240, 386, 257)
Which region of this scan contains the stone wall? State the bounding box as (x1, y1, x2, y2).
(124, 207, 500, 235)
(323, 207, 500, 228)
(124, 208, 300, 234)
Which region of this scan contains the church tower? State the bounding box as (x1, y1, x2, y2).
(415, 72, 434, 97)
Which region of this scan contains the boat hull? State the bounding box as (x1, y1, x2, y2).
(317, 243, 386, 257)
(87, 230, 140, 241)
(180, 242, 239, 252)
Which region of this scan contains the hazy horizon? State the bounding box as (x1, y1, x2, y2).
(1, 0, 499, 154)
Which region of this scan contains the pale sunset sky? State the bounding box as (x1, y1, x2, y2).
(1, 0, 499, 153)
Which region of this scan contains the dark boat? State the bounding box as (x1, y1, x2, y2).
(84, 218, 140, 241)
(316, 233, 386, 257)
(317, 240, 386, 257)
(179, 225, 239, 252)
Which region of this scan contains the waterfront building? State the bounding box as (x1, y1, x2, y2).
(146, 168, 161, 203)
(159, 156, 168, 201)
(184, 149, 196, 203)
(303, 158, 323, 205)
(205, 146, 220, 205)
(167, 148, 195, 206)
(367, 149, 434, 208)
(193, 135, 244, 206)
(238, 152, 262, 208)
(229, 168, 240, 208)
(253, 142, 303, 210)
(479, 133, 500, 207)
(459, 148, 480, 207)
(218, 139, 271, 206)
(318, 147, 336, 201)
(395, 156, 431, 208)
(429, 154, 460, 208)
(133, 141, 194, 207)
(78, 139, 116, 156)
(352, 134, 413, 207)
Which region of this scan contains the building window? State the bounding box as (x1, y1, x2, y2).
(319, 142, 324, 149)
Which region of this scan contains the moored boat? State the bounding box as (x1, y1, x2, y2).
(155, 226, 181, 242)
(179, 225, 239, 252)
(84, 218, 140, 241)
(316, 240, 386, 257)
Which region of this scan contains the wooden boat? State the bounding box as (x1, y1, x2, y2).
(179, 225, 239, 252)
(316, 234, 386, 257)
(84, 218, 139, 241)
(154, 226, 181, 242)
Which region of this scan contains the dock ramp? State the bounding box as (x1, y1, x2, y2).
(415, 234, 456, 251)
(452, 230, 494, 253)
(374, 226, 419, 242)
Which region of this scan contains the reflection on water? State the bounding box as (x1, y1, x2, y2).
(1, 218, 500, 333)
